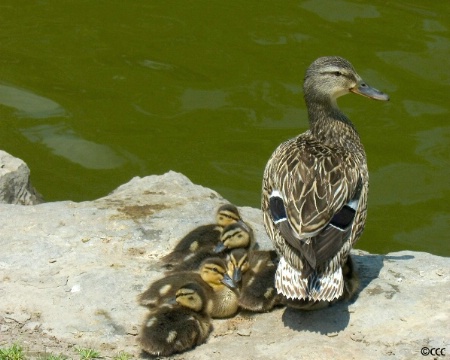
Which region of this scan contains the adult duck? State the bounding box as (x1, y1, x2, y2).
(262, 56, 389, 301)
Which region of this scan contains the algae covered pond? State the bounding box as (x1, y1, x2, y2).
(0, 1, 448, 256)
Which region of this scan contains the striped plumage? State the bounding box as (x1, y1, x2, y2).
(227, 249, 282, 312)
(169, 221, 254, 272)
(138, 282, 212, 356)
(161, 204, 241, 266)
(139, 257, 238, 318)
(262, 56, 389, 302)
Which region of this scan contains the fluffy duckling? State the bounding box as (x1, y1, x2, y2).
(139, 257, 239, 318)
(139, 282, 212, 357)
(214, 220, 255, 253)
(341, 254, 360, 301)
(228, 248, 282, 312)
(169, 221, 254, 272)
(161, 204, 241, 267)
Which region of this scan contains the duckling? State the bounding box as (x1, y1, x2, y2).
(169, 221, 254, 272)
(262, 56, 389, 302)
(226, 248, 250, 284)
(161, 204, 241, 267)
(139, 257, 239, 318)
(139, 282, 212, 357)
(228, 248, 282, 312)
(214, 220, 255, 253)
(341, 254, 360, 301)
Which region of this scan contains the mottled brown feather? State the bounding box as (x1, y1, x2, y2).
(262, 56, 388, 301)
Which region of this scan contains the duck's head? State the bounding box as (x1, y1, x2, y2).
(214, 221, 253, 253)
(172, 282, 208, 312)
(304, 56, 389, 106)
(226, 249, 250, 284)
(215, 204, 241, 227)
(200, 257, 236, 289)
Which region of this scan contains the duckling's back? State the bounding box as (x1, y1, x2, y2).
(239, 250, 282, 312)
(139, 304, 211, 356)
(161, 224, 223, 266)
(138, 272, 212, 309)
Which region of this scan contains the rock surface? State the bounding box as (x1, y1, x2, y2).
(0, 150, 43, 205)
(0, 155, 448, 359)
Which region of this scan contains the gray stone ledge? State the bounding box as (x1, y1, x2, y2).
(0, 152, 448, 359)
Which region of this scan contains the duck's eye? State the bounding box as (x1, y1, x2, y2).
(334, 71, 342, 76)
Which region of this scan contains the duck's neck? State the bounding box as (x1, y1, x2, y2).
(306, 95, 363, 152)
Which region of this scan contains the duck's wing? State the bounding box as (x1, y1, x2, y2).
(266, 137, 362, 272)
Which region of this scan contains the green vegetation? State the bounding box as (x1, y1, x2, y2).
(112, 352, 132, 360)
(0, 343, 25, 360)
(73, 348, 100, 360)
(0, 344, 132, 360)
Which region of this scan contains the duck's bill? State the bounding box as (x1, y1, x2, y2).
(351, 83, 389, 101)
(221, 273, 236, 289)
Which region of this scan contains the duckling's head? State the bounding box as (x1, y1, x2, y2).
(214, 221, 252, 253)
(304, 56, 389, 106)
(200, 257, 236, 289)
(173, 282, 208, 312)
(227, 249, 250, 284)
(215, 204, 241, 227)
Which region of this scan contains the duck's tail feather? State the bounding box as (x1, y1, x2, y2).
(275, 257, 343, 301)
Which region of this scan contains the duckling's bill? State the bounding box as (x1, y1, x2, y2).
(213, 242, 226, 253)
(166, 296, 178, 305)
(232, 267, 242, 284)
(221, 272, 236, 289)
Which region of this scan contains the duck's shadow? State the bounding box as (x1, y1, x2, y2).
(282, 300, 350, 335)
(281, 252, 414, 334)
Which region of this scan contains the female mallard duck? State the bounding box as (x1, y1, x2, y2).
(262, 56, 389, 302)
(170, 221, 254, 272)
(139, 257, 239, 318)
(161, 204, 241, 266)
(227, 248, 282, 312)
(139, 282, 212, 356)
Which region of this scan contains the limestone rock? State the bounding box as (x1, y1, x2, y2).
(0, 157, 448, 359)
(0, 150, 43, 205)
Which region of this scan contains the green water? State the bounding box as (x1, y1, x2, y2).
(0, 1, 448, 256)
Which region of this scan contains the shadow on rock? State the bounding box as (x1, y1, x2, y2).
(355, 252, 414, 294)
(281, 300, 351, 334)
(281, 252, 388, 334)
(352, 253, 384, 294)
